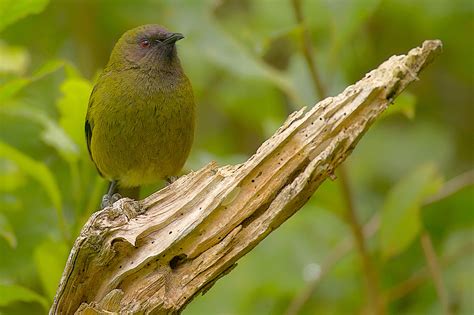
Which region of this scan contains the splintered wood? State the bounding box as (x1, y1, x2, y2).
(51, 40, 442, 315)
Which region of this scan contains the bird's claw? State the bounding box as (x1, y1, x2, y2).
(101, 193, 122, 209)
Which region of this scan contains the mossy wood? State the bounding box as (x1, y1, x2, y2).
(50, 40, 442, 315)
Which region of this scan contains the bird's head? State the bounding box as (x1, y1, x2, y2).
(108, 24, 184, 71)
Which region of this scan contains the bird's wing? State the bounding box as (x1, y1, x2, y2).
(85, 116, 93, 160)
(85, 83, 103, 177)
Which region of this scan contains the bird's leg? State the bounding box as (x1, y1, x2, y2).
(165, 176, 178, 186)
(101, 180, 122, 208)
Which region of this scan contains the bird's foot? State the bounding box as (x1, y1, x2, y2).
(165, 176, 178, 186)
(101, 193, 122, 209)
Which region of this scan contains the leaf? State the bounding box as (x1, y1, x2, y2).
(0, 0, 50, 33)
(328, 0, 381, 58)
(261, 26, 302, 71)
(0, 104, 79, 162)
(176, 3, 304, 107)
(31, 59, 64, 81)
(0, 59, 63, 103)
(0, 141, 63, 221)
(215, 78, 285, 132)
(34, 239, 68, 301)
(381, 92, 417, 120)
(56, 76, 93, 150)
(0, 213, 17, 248)
(0, 283, 48, 309)
(0, 41, 29, 75)
(0, 158, 26, 191)
(203, 26, 301, 104)
(0, 78, 29, 104)
(310, 179, 345, 217)
(0, 194, 22, 213)
(380, 163, 443, 259)
(64, 62, 84, 79)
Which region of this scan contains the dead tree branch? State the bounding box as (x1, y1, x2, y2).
(50, 40, 442, 315)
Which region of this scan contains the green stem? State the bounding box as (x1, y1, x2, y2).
(420, 232, 453, 315)
(338, 166, 384, 315)
(290, 0, 327, 99)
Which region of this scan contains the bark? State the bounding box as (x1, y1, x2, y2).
(50, 40, 442, 315)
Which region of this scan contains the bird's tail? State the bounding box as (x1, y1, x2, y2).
(118, 186, 141, 201)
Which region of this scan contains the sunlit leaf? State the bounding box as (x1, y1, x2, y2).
(0, 59, 63, 103)
(0, 213, 17, 248)
(56, 76, 93, 150)
(0, 283, 48, 309)
(0, 0, 50, 33)
(0, 41, 29, 75)
(380, 163, 443, 259)
(34, 239, 68, 301)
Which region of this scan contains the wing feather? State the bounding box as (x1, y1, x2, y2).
(85, 83, 103, 177)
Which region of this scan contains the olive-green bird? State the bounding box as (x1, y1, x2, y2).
(85, 24, 195, 208)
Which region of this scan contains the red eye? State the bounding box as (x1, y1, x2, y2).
(140, 40, 150, 48)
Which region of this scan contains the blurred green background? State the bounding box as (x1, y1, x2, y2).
(0, 0, 473, 314)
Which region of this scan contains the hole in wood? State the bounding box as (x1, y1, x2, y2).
(169, 253, 187, 270)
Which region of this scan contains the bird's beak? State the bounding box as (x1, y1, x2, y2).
(162, 32, 184, 45)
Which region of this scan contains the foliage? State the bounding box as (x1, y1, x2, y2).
(0, 0, 472, 314)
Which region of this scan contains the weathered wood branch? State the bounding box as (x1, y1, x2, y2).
(51, 40, 442, 315)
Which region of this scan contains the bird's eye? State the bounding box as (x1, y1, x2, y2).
(140, 39, 150, 48)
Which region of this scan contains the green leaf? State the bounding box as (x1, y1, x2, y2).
(0, 59, 63, 103)
(215, 78, 285, 132)
(0, 41, 29, 75)
(64, 62, 84, 79)
(56, 76, 93, 150)
(203, 26, 300, 102)
(381, 92, 417, 120)
(0, 159, 26, 191)
(328, 0, 381, 58)
(0, 283, 48, 309)
(34, 239, 68, 301)
(177, 4, 304, 107)
(31, 59, 64, 81)
(310, 179, 345, 217)
(261, 26, 302, 71)
(0, 141, 65, 229)
(0, 213, 17, 248)
(0, 0, 50, 33)
(0, 104, 79, 162)
(0, 78, 29, 104)
(380, 163, 443, 259)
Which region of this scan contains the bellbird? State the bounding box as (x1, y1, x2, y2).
(85, 24, 195, 208)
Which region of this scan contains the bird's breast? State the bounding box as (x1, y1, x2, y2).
(90, 69, 195, 186)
